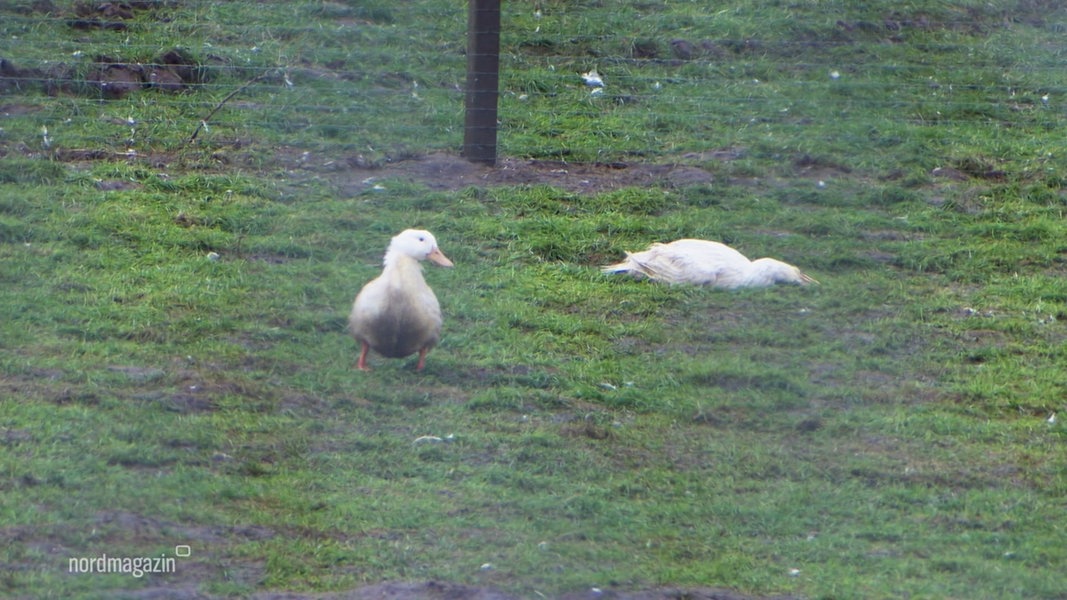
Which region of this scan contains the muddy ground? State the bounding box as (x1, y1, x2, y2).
(331, 151, 722, 197)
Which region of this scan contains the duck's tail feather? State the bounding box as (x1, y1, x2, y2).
(601, 251, 647, 276)
(602, 251, 673, 281)
(601, 260, 633, 275)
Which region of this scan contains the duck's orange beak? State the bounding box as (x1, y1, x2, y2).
(427, 247, 454, 267)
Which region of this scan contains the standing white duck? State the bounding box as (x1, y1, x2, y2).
(349, 229, 453, 371)
(602, 239, 817, 288)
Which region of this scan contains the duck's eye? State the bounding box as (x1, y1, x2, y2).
(418, 236, 425, 242)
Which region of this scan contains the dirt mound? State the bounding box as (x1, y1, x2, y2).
(1, 2, 203, 97)
(0, 48, 203, 98)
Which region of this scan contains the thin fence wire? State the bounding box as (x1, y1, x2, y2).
(2, 1, 1066, 163)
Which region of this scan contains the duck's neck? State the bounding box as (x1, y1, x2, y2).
(383, 252, 424, 277)
(742, 258, 792, 287)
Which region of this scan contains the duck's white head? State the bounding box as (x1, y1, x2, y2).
(749, 258, 817, 287)
(385, 229, 454, 267)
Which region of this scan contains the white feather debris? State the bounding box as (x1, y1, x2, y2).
(360, 176, 387, 191)
(413, 434, 455, 444)
(581, 69, 604, 87)
(1048, 413, 1056, 424)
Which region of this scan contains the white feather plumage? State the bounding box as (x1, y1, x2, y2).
(349, 229, 453, 371)
(602, 239, 817, 288)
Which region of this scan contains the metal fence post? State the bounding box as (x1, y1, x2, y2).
(463, 0, 500, 166)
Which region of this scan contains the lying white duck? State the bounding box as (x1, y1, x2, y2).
(602, 239, 817, 288)
(349, 229, 453, 371)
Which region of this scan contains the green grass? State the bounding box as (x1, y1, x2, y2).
(3, 1, 1067, 599)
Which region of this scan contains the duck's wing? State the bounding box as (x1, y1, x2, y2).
(628, 246, 692, 283)
(645, 241, 751, 285)
(603, 239, 755, 286)
(349, 275, 388, 341)
(657, 240, 761, 286)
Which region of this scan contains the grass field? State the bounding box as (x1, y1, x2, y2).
(2, 1, 1067, 598)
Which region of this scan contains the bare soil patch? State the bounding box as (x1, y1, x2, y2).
(333, 152, 717, 196)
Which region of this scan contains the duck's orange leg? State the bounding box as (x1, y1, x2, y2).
(356, 342, 372, 371)
(415, 347, 430, 372)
